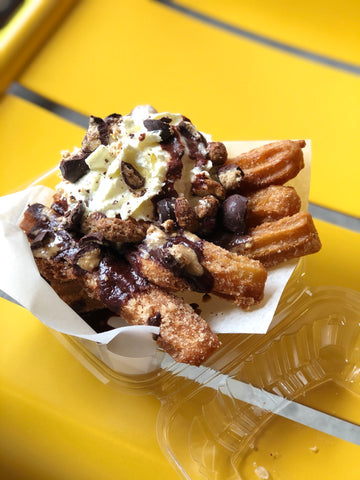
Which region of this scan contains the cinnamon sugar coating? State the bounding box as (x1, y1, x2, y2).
(227, 140, 305, 193)
(230, 212, 321, 268)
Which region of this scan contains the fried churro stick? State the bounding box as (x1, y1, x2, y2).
(82, 211, 149, 243)
(20, 204, 219, 365)
(246, 185, 301, 227)
(229, 212, 321, 268)
(127, 226, 267, 309)
(227, 140, 305, 193)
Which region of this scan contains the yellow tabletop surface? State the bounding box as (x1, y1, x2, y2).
(1, 1, 360, 479)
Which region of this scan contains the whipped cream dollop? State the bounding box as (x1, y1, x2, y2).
(57, 105, 215, 221)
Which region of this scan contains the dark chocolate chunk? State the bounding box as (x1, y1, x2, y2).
(51, 196, 68, 216)
(177, 120, 202, 141)
(222, 194, 248, 234)
(143, 118, 173, 143)
(82, 116, 109, 152)
(30, 230, 54, 250)
(147, 311, 162, 326)
(104, 113, 122, 126)
(150, 235, 214, 293)
(211, 231, 251, 251)
(62, 201, 85, 231)
(73, 244, 101, 272)
(60, 151, 90, 183)
(121, 161, 145, 189)
(156, 198, 176, 223)
(177, 120, 208, 165)
(79, 232, 105, 246)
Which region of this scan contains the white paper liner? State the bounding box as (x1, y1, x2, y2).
(0, 140, 311, 373)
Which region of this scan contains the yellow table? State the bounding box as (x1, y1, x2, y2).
(1, 1, 359, 479)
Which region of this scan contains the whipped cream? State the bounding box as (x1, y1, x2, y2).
(57, 105, 213, 221)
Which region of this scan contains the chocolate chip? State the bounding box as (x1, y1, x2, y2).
(177, 120, 204, 143)
(143, 118, 173, 143)
(82, 116, 109, 153)
(121, 161, 145, 189)
(79, 232, 105, 246)
(147, 311, 162, 326)
(62, 201, 85, 231)
(104, 113, 122, 126)
(30, 230, 54, 249)
(51, 196, 68, 216)
(60, 151, 90, 183)
(222, 194, 248, 233)
(156, 198, 176, 223)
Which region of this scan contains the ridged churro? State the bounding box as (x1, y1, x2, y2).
(226, 140, 305, 193)
(127, 225, 267, 309)
(226, 211, 321, 268)
(246, 185, 301, 227)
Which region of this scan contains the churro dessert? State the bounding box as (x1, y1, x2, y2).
(20, 105, 321, 365)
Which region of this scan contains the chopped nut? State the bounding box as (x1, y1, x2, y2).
(217, 163, 244, 192)
(196, 195, 219, 219)
(162, 219, 176, 233)
(191, 175, 226, 200)
(206, 142, 227, 165)
(174, 197, 199, 232)
(144, 225, 168, 249)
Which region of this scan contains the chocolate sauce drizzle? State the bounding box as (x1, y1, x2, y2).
(26, 203, 150, 315)
(97, 255, 148, 313)
(137, 231, 213, 293)
(147, 117, 210, 223)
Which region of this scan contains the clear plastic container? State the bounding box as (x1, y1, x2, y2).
(29, 169, 360, 479)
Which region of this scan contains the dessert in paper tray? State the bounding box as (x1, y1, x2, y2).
(0, 106, 321, 371)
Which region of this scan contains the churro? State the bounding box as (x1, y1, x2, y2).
(225, 211, 321, 268)
(226, 140, 305, 193)
(246, 185, 301, 227)
(127, 225, 267, 309)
